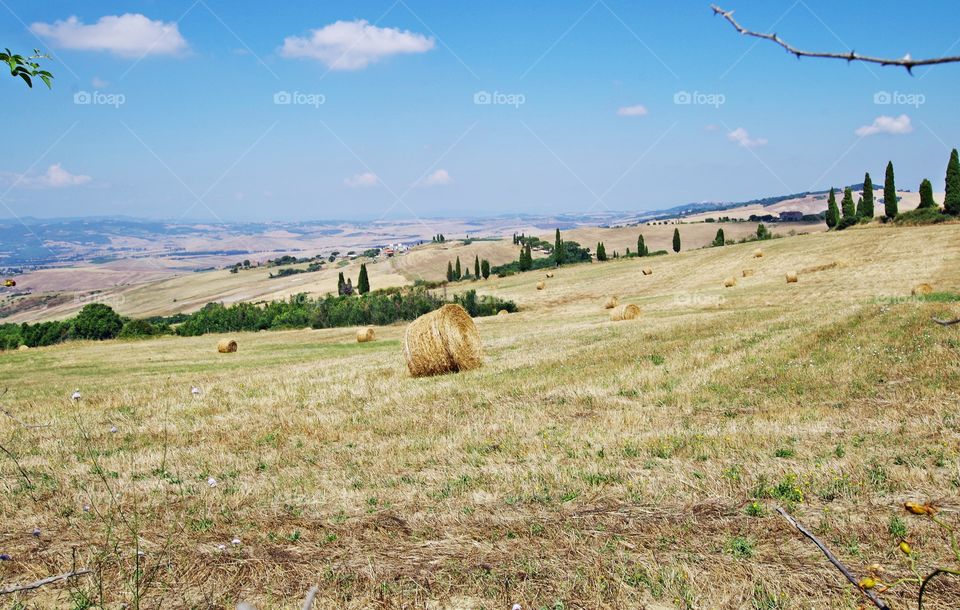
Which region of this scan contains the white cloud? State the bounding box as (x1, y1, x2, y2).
(420, 169, 452, 187)
(280, 20, 434, 70)
(727, 127, 768, 148)
(616, 104, 648, 117)
(344, 172, 379, 188)
(91, 76, 110, 88)
(30, 14, 188, 57)
(855, 114, 913, 137)
(15, 164, 92, 188)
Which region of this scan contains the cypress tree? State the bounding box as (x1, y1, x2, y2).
(357, 263, 370, 294)
(919, 179, 936, 209)
(862, 172, 875, 218)
(446, 261, 454, 282)
(481, 259, 490, 279)
(474, 255, 480, 279)
(637, 234, 646, 257)
(596, 242, 607, 261)
(945, 148, 960, 215)
(884, 161, 898, 220)
(855, 197, 863, 217)
(672, 228, 681, 253)
(455, 257, 462, 280)
(841, 187, 856, 220)
(712, 228, 725, 247)
(337, 272, 346, 295)
(825, 188, 840, 228)
(343, 278, 353, 296)
(554, 228, 564, 266)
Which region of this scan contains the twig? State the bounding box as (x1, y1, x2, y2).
(0, 441, 33, 490)
(776, 507, 891, 610)
(919, 568, 960, 609)
(0, 569, 92, 595)
(711, 5, 960, 73)
(932, 317, 960, 326)
(302, 585, 319, 610)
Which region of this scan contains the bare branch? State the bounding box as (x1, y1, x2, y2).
(710, 5, 960, 73)
(932, 317, 960, 326)
(0, 569, 92, 595)
(776, 507, 892, 610)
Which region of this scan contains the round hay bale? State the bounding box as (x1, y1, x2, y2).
(545, 272, 555, 278)
(497, 309, 509, 316)
(785, 271, 798, 284)
(536, 280, 546, 290)
(16, 344, 29, 351)
(723, 277, 737, 288)
(609, 303, 641, 321)
(641, 267, 653, 276)
(356, 327, 375, 343)
(912, 283, 934, 296)
(403, 304, 483, 377)
(603, 295, 619, 309)
(753, 248, 764, 258)
(742, 269, 755, 277)
(217, 339, 238, 353)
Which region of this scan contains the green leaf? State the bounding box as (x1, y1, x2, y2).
(39, 74, 52, 89)
(18, 72, 32, 88)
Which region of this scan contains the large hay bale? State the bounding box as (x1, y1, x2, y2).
(609, 303, 641, 321)
(536, 280, 546, 290)
(16, 344, 29, 351)
(217, 339, 238, 353)
(603, 296, 619, 309)
(497, 309, 509, 316)
(742, 269, 755, 277)
(403, 304, 483, 377)
(545, 272, 555, 278)
(356, 327, 375, 343)
(785, 271, 798, 284)
(912, 283, 934, 296)
(641, 267, 653, 276)
(723, 277, 737, 288)
(753, 248, 764, 258)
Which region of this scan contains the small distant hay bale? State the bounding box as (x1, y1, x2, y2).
(912, 283, 934, 296)
(16, 344, 29, 351)
(742, 269, 755, 277)
(723, 277, 737, 288)
(545, 272, 555, 278)
(603, 296, 619, 309)
(641, 267, 653, 276)
(609, 303, 641, 321)
(785, 271, 798, 284)
(753, 248, 764, 258)
(217, 339, 238, 353)
(403, 304, 483, 377)
(536, 280, 546, 290)
(497, 309, 509, 316)
(356, 327, 375, 343)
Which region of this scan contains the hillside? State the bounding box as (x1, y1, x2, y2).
(2, 223, 959, 608)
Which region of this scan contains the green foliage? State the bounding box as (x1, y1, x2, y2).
(840, 187, 856, 220)
(711, 228, 725, 247)
(455, 257, 462, 280)
(1, 48, 53, 88)
(554, 229, 564, 266)
(480, 259, 490, 279)
(637, 234, 648, 257)
(825, 188, 840, 228)
(357, 263, 370, 295)
(756, 223, 771, 240)
(337, 272, 346, 295)
(118, 318, 169, 339)
(72, 303, 123, 341)
(836, 215, 860, 230)
(474, 255, 480, 279)
(596, 242, 607, 261)
(884, 161, 898, 219)
(446, 261, 455, 282)
(918, 178, 937, 209)
(861, 172, 875, 218)
(453, 290, 518, 316)
(945, 149, 960, 215)
(672, 228, 681, 253)
(894, 206, 948, 226)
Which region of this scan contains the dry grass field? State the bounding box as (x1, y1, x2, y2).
(2, 223, 960, 609)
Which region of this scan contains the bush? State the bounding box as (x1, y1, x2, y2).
(453, 290, 518, 316)
(118, 318, 168, 339)
(72, 304, 123, 341)
(835, 215, 860, 231)
(895, 207, 949, 226)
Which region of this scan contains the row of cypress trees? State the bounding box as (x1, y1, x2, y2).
(446, 255, 491, 281)
(337, 264, 370, 296)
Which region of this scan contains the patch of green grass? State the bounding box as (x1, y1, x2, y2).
(888, 515, 908, 540)
(919, 291, 960, 303)
(725, 535, 755, 559)
(745, 501, 765, 517)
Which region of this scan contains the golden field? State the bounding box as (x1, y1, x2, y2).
(1, 223, 960, 608)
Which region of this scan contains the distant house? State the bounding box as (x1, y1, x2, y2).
(383, 248, 396, 257)
(778, 211, 804, 221)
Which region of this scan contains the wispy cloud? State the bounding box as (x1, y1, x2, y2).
(419, 169, 452, 187)
(727, 127, 767, 148)
(30, 14, 188, 57)
(855, 114, 913, 137)
(7, 163, 92, 189)
(616, 104, 648, 117)
(344, 172, 379, 188)
(280, 20, 434, 70)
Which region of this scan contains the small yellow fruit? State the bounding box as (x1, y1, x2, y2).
(859, 577, 876, 589)
(899, 541, 912, 555)
(904, 501, 935, 515)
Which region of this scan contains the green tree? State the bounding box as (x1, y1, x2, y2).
(712, 228, 725, 247)
(480, 259, 490, 279)
(841, 187, 856, 220)
(357, 263, 370, 294)
(861, 172, 875, 218)
(884, 161, 898, 220)
(71, 303, 122, 340)
(637, 234, 647, 257)
(455, 257, 462, 280)
(337, 272, 346, 295)
(519, 243, 533, 271)
(596, 242, 607, 261)
(446, 261, 454, 282)
(919, 178, 937, 209)
(672, 228, 681, 253)
(825, 188, 840, 228)
(945, 148, 960, 215)
(474, 255, 480, 279)
(855, 197, 864, 217)
(1, 48, 53, 88)
(553, 228, 564, 266)
(756, 223, 771, 240)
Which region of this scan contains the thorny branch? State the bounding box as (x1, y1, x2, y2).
(711, 5, 960, 73)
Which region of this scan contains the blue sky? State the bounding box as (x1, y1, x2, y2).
(1, 0, 959, 221)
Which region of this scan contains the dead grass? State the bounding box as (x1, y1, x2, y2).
(1, 224, 959, 608)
